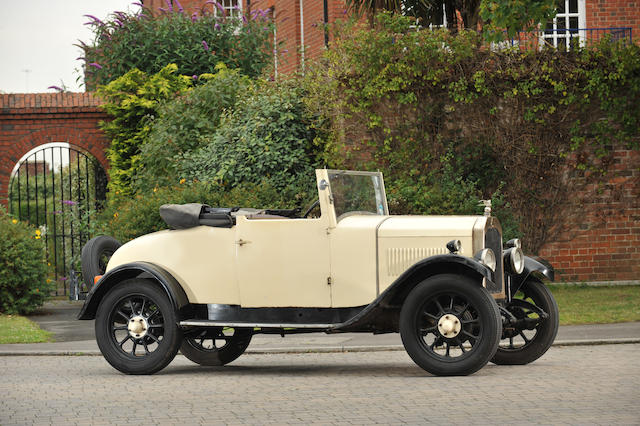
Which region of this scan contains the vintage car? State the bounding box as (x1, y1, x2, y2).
(79, 169, 558, 376)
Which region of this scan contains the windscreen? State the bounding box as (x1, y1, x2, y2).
(328, 171, 388, 220)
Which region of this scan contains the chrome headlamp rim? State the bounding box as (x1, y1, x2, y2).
(475, 248, 496, 271)
(503, 247, 525, 274)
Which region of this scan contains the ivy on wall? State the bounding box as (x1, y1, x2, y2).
(304, 13, 640, 252)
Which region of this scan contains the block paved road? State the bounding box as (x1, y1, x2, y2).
(1, 344, 638, 426)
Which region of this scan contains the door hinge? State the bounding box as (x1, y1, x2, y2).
(327, 277, 332, 286)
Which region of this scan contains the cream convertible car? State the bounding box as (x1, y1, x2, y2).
(79, 170, 558, 376)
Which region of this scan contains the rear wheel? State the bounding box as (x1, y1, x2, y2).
(399, 274, 502, 376)
(95, 279, 181, 375)
(492, 278, 558, 365)
(180, 328, 252, 366)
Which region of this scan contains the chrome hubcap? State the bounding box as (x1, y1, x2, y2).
(438, 314, 461, 338)
(128, 315, 149, 339)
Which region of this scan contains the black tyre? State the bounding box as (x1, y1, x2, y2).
(180, 328, 252, 366)
(95, 279, 181, 375)
(492, 279, 559, 365)
(81, 236, 121, 289)
(399, 274, 502, 376)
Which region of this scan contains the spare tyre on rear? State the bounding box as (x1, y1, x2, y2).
(81, 236, 122, 290)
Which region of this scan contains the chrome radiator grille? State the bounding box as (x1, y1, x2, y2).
(484, 227, 503, 293)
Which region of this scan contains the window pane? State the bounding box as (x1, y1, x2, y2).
(557, 18, 566, 30)
(558, 0, 566, 14)
(569, 0, 578, 13)
(569, 17, 578, 29)
(558, 38, 566, 50)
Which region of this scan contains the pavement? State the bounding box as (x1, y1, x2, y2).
(0, 299, 638, 356)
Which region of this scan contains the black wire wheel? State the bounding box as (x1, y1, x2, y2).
(492, 278, 559, 365)
(95, 279, 181, 375)
(399, 274, 502, 376)
(180, 327, 253, 366)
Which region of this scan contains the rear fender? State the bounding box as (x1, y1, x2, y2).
(77, 261, 190, 320)
(506, 256, 555, 299)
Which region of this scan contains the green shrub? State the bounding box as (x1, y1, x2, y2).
(0, 208, 53, 314)
(135, 64, 253, 192)
(180, 81, 322, 190)
(81, 6, 274, 88)
(304, 13, 640, 252)
(99, 180, 316, 242)
(97, 64, 193, 196)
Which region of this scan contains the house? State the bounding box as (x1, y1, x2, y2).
(142, 0, 638, 74)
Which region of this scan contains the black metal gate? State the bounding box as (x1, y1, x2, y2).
(8, 144, 107, 296)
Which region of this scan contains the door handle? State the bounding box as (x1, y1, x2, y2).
(236, 239, 251, 246)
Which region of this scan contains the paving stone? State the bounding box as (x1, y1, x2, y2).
(0, 344, 638, 425)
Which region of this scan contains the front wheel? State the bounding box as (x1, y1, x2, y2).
(492, 279, 558, 365)
(95, 279, 181, 375)
(180, 328, 252, 366)
(399, 274, 502, 376)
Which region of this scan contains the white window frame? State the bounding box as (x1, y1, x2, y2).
(213, 0, 243, 18)
(541, 0, 586, 49)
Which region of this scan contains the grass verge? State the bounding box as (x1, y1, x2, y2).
(549, 285, 640, 325)
(0, 315, 53, 344)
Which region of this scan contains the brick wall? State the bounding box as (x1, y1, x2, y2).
(586, 0, 639, 43)
(0, 93, 110, 205)
(539, 149, 640, 282)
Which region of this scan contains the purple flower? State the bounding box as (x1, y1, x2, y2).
(214, 22, 220, 30)
(131, 1, 143, 7)
(113, 18, 123, 27)
(174, 0, 184, 12)
(76, 56, 86, 61)
(192, 75, 198, 81)
(62, 200, 78, 205)
(83, 14, 104, 25)
(48, 85, 64, 92)
(242, 15, 247, 24)
(191, 12, 198, 22)
(158, 7, 168, 13)
(114, 11, 127, 20)
(60, 277, 67, 281)
(205, 1, 225, 15)
(202, 40, 209, 51)
(52, 210, 63, 215)
(88, 62, 103, 69)
(165, 0, 173, 11)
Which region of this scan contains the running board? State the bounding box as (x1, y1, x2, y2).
(179, 320, 337, 329)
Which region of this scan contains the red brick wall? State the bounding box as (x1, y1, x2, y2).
(0, 93, 110, 205)
(585, 0, 639, 44)
(539, 149, 640, 282)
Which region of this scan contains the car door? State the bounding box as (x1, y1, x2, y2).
(235, 215, 332, 307)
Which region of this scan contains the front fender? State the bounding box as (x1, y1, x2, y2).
(77, 261, 190, 320)
(506, 256, 555, 299)
(336, 255, 495, 331)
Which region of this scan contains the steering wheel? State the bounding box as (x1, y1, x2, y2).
(302, 199, 320, 218)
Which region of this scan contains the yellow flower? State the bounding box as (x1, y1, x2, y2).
(35, 236, 41, 240)
(47, 263, 51, 266)
(113, 212, 119, 219)
(153, 187, 158, 193)
(35, 229, 41, 236)
(46, 279, 51, 283)
(12, 219, 18, 224)
(179, 178, 186, 184)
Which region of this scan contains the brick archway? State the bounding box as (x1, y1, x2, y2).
(0, 93, 110, 205)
